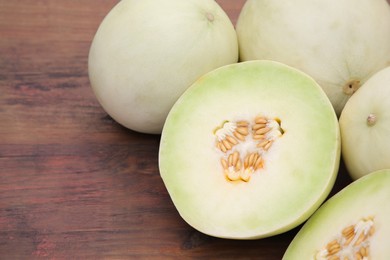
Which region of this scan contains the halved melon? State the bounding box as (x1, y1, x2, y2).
(158, 60, 340, 239)
(283, 169, 390, 259)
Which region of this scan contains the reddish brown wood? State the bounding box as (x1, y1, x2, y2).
(0, 0, 361, 259)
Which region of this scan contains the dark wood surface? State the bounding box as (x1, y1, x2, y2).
(0, 1, 356, 259)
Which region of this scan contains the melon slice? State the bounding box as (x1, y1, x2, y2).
(283, 169, 390, 259)
(340, 66, 390, 180)
(158, 60, 340, 239)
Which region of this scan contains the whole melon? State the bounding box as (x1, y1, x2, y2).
(236, 0, 390, 115)
(89, 0, 238, 134)
(340, 66, 390, 180)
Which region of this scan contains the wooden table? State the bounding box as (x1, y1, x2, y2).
(1, 1, 355, 259)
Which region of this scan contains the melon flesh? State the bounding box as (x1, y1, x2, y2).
(283, 169, 390, 259)
(340, 66, 390, 180)
(159, 60, 340, 239)
(236, 0, 390, 115)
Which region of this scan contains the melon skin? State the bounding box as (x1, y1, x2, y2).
(88, 0, 238, 134)
(283, 169, 390, 259)
(340, 67, 390, 180)
(159, 60, 340, 239)
(236, 0, 390, 115)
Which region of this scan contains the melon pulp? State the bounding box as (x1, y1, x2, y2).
(158, 60, 340, 239)
(236, 0, 390, 115)
(283, 169, 390, 259)
(340, 67, 390, 180)
(88, 0, 238, 134)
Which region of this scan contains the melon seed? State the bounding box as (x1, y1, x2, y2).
(214, 115, 284, 182)
(315, 217, 375, 260)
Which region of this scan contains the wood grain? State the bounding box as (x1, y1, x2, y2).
(0, 0, 365, 259)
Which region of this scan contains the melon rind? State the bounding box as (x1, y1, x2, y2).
(159, 60, 340, 239)
(283, 169, 390, 259)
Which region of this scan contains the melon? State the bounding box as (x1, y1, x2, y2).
(283, 169, 390, 259)
(236, 0, 390, 115)
(340, 67, 390, 180)
(158, 60, 340, 239)
(88, 0, 238, 134)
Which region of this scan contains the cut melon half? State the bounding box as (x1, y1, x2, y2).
(158, 60, 340, 239)
(283, 169, 390, 259)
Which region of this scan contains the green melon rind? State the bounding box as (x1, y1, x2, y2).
(159, 60, 340, 239)
(283, 169, 390, 259)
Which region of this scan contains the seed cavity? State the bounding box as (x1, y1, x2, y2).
(315, 217, 375, 260)
(215, 121, 249, 153)
(214, 115, 284, 182)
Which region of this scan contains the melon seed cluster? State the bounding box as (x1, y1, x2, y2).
(315, 217, 375, 260)
(214, 115, 284, 182)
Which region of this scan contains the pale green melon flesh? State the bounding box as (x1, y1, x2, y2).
(340, 67, 390, 180)
(159, 60, 340, 239)
(283, 169, 390, 259)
